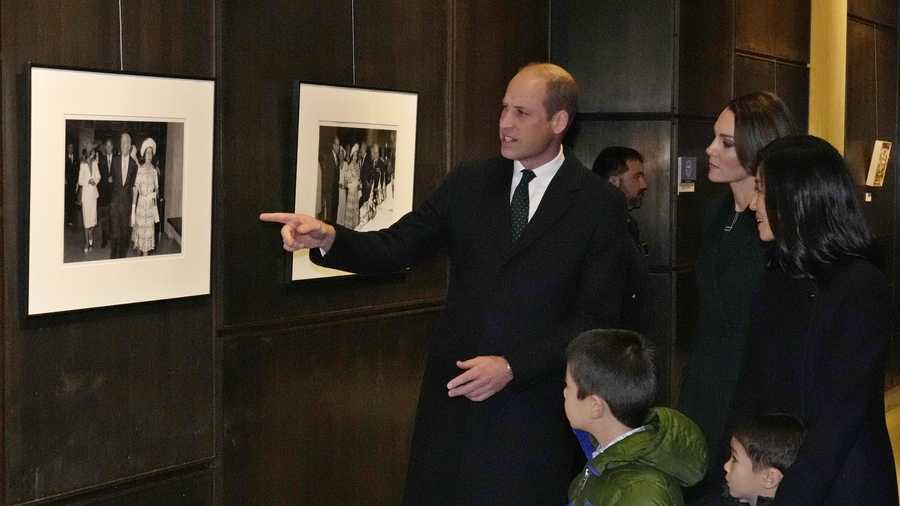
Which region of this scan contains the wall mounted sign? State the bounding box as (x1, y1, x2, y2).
(27, 65, 215, 315)
(290, 82, 418, 281)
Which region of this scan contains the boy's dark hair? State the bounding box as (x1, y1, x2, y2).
(592, 146, 644, 178)
(565, 329, 656, 428)
(733, 414, 805, 473)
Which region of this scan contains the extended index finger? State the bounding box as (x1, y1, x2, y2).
(259, 212, 299, 225)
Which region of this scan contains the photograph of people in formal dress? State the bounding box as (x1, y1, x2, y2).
(62, 119, 185, 263)
(316, 125, 397, 232)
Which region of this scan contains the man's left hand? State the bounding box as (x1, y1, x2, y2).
(447, 356, 513, 402)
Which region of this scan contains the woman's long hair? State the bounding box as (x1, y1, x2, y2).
(757, 135, 877, 279)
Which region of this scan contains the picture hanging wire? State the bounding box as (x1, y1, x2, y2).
(117, 0, 125, 71)
(351, 0, 356, 85)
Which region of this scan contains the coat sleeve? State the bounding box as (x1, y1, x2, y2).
(772, 267, 893, 505)
(505, 189, 628, 384)
(310, 164, 460, 274)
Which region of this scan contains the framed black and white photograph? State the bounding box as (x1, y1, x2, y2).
(27, 65, 214, 315)
(291, 83, 417, 281)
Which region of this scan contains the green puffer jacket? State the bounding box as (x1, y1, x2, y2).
(567, 407, 708, 506)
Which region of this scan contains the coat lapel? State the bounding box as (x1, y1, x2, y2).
(504, 157, 582, 262)
(483, 158, 515, 255)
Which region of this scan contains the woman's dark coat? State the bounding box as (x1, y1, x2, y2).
(679, 193, 767, 492)
(732, 259, 898, 505)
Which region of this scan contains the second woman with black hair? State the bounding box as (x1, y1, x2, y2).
(732, 135, 897, 505)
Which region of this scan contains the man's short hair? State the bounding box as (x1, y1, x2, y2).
(732, 414, 805, 473)
(565, 329, 656, 428)
(592, 146, 644, 178)
(520, 63, 578, 129)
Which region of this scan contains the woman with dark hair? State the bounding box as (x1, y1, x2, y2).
(678, 91, 797, 501)
(733, 135, 897, 504)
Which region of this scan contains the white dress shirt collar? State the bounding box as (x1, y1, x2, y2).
(509, 145, 566, 221)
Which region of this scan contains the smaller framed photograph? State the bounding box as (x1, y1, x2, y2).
(27, 65, 215, 315)
(291, 82, 418, 281)
(865, 140, 892, 187)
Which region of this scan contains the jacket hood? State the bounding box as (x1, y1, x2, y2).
(591, 407, 707, 486)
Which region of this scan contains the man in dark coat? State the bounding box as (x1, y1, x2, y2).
(358, 141, 375, 214)
(109, 132, 138, 259)
(97, 138, 115, 248)
(261, 63, 628, 505)
(65, 142, 78, 227)
(317, 134, 341, 222)
(591, 146, 649, 333)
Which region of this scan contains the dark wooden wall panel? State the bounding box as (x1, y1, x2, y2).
(355, 0, 449, 207)
(551, 0, 674, 113)
(450, 0, 549, 166)
(679, 0, 733, 117)
(850, 0, 899, 26)
(736, 0, 810, 62)
(846, 19, 878, 187)
(2, 0, 216, 504)
(734, 55, 775, 98)
(122, 0, 215, 77)
(224, 312, 431, 506)
(776, 63, 810, 133)
(220, 0, 446, 331)
(67, 469, 213, 506)
(571, 120, 672, 267)
(674, 119, 718, 267)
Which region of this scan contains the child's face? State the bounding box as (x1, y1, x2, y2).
(723, 437, 772, 501)
(563, 366, 592, 431)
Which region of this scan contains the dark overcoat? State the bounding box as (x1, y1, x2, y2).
(312, 156, 627, 505)
(732, 259, 898, 505)
(679, 193, 767, 497)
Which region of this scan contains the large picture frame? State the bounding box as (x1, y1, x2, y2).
(27, 65, 215, 315)
(290, 82, 418, 280)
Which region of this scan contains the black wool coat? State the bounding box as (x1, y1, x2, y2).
(732, 259, 898, 506)
(679, 193, 767, 496)
(312, 155, 628, 505)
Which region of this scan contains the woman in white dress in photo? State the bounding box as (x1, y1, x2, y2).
(131, 138, 160, 256)
(78, 147, 101, 253)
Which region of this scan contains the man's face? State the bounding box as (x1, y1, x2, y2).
(499, 71, 565, 170)
(103, 140, 114, 155)
(372, 144, 380, 159)
(332, 136, 340, 153)
(611, 159, 648, 209)
(120, 134, 132, 155)
(67, 144, 74, 156)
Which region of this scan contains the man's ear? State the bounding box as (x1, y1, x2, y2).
(608, 175, 622, 189)
(550, 109, 569, 136)
(761, 467, 784, 491)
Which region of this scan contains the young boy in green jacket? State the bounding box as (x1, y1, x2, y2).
(565, 329, 708, 506)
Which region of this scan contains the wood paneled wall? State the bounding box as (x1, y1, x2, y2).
(1, 1, 897, 504)
(845, 0, 899, 385)
(1, 1, 218, 504)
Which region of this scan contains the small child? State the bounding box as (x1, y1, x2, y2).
(722, 414, 805, 505)
(565, 329, 707, 506)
